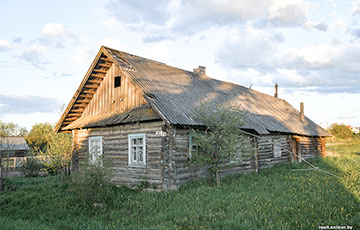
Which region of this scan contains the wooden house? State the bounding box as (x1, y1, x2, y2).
(55, 46, 330, 189)
(0, 136, 30, 157)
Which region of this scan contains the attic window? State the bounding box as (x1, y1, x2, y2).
(114, 76, 121, 88)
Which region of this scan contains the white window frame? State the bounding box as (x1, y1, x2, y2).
(273, 140, 282, 158)
(188, 133, 198, 158)
(128, 133, 146, 167)
(88, 136, 103, 165)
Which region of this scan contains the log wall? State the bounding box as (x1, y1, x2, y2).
(72, 121, 166, 187)
(292, 135, 325, 161)
(171, 128, 304, 187)
(71, 123, 326, 189)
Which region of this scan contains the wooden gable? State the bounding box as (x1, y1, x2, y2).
(55, 47, 147, 132)
(81, 63, 147, 118)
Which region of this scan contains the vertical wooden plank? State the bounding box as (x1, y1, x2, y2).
(125, 76, 130, 111)
(121, 72, 125, 112)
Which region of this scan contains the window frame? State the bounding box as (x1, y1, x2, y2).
(128, 133, 146, 167)
(88, 136, 103, 165)
(273, 140, 282, 158)
(188, 132, 198, 158)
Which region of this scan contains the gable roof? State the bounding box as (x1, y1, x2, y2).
(0, 136, 30, 151)
(56, 46, 330, 137)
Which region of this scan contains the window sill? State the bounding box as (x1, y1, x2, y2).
(128, 164, 147, 168)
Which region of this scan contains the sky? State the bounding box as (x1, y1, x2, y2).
(1, 0, 360, 131)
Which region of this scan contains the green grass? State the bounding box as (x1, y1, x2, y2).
(326, 137, 360, 155)
(1, 146, 359, 229)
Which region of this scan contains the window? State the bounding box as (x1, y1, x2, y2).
(89, 136, 103, 165)
(188, 133, 198, 158)
(273, 140, 282, 158)
(114, 76, 121, 88)
(128, 134, 146, 166)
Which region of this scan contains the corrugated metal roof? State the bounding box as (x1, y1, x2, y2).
(0, 136, 30, 151)
(104, 47, 330, 137)
(64, 105, 161, 130)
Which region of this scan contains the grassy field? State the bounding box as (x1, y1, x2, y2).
(1, 144, 359, 229)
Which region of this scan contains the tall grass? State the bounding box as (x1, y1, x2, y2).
(1, 146, 359, 229)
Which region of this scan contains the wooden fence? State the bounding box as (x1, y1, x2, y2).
(1, 156, 48, 170)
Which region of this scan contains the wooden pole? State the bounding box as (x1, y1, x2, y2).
(254, 137, 259, 173)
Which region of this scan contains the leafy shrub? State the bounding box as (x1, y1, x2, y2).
(329, 123, 354, 139)
(136, 180, 150, 191)
(68, 160, 113, 206)
(19, 158, 42, 177)
(40, 133, 73, 175)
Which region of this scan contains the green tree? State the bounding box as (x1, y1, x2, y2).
(25, 123, 54, 153)
(329, 123, 354, 139)
(0, 120, 28, 136)
(190, 103, 252, 185)
(41, 132, 73, 175)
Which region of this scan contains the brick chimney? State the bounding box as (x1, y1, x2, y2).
(300, 102, 304, 121)
(193, 66, 206, 75)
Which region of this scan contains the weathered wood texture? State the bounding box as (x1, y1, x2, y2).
(292, 135, 324, 160)
(169, 128, 322, 187)
(72, 121, 165, 187)
(82, 63, 147, 117)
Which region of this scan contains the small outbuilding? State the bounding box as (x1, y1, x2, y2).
(0, 136, 30, 157)
(55, 46, 330, 189)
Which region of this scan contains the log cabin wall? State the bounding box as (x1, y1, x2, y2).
(256, 134, 289, 168)
(72, 121, 166, 187)
(171, 128, 293, 187)
(82, 63, 147, 117)
(291, 135, 324, 160)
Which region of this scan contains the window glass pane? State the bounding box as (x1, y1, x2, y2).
(132, 138, 136, 145)
(138, 150, 143, 163)
(132, 147, 137, 161)
(137, 138, 143, 145)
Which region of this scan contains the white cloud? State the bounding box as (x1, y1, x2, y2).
(215, 27, 360, 93)
(19, 45, 47, 66)
(39, 23, 78, 48)
(304, 21, 328, 31)
(269, 0, 306, 27)
(0, 39, 16, 52)
(216, 27, 279, 70)
(104, 0, 312, 41)
(351, 0, 360, 15)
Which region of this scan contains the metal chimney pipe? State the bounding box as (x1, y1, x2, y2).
(274, 83, 278, 98)
(300, 102, 304, 121)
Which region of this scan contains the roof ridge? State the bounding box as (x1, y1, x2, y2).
(103, 46, 167, 66)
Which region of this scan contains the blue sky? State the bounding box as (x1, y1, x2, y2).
(1, 0, 360, 130)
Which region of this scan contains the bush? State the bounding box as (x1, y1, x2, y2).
(68, 160, 113, 206)
(329, 123, 354, 139)
(19, 158, 42, 177)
